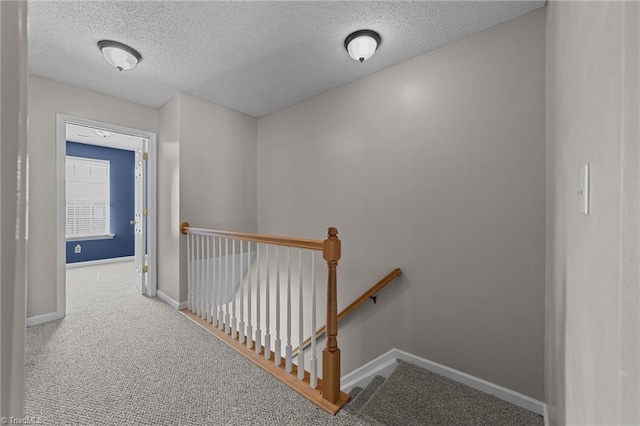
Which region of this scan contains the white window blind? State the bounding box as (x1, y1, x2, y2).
(66, 156, 111, 238)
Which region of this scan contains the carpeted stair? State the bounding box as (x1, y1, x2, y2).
(345, 360, 544, 426)
(346, 375, 385, 414)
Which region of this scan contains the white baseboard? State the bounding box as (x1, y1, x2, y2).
(544, 403, 549, 426)
(66, 256, 134, 268)
(341, 348, 400, 392)
(341, 348, 545, 417)
(26, 311, 63, 326)
(157, 290, 188, 310)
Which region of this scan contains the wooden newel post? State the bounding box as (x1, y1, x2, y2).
(180, 221, 190, 235)
(322, 227, 341, 403)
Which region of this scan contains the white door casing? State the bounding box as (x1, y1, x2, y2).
(134, 141, 147, 294)
(56, 114, 158, 319)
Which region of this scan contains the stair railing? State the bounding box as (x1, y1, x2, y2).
(293, 268, 402, 358)
(179, 222, 347, 413)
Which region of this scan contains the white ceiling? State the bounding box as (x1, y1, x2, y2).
(29, 1, 545, 118)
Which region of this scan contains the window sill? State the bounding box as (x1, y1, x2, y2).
(66, 234, 115, 242)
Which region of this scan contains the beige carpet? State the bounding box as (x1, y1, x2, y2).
(347, 361, 544, 426)
(26, 261, 544, 425)
(25, 261, 368, 425)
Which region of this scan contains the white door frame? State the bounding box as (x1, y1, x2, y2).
(55, 114, 158, 319)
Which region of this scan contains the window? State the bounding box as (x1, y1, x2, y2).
(65, 156, 113, 240)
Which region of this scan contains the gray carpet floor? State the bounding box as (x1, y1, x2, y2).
(349, 361, 544, 426)
(26, 262, 544, 425)
(25, 262, 369, 426)
(346, 375, 385, 414)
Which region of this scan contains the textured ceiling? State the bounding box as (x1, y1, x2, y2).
(29, 1, 545, 118)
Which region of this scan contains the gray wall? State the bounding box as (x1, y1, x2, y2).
(157, 93, 258, 304)
(257, 9, 546, 399)
(26, 78, 258, 315)
(27, 76, 159, 318)
(178, 94, 258, 302)
(157, 94, 181, 302)
(546, 1, 640, 424)
(0, 1, 28, 417)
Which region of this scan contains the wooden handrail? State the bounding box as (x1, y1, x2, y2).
(293, 268, 402, 357)
(179, 221, 324, 251)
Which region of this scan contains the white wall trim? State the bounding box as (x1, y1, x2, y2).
(543, 403, 549, 426)
(146, 135, 158, 298)
(56, 115, 67, 322)
(66, 256, 134, 269)
(26, 311, 63, 327)
(341, 348, 400, 392)
(157, 290, 188, 310)
(341, 348, 545, 417)
(56, 114, 158, 321)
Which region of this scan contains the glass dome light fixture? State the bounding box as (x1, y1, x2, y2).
(344, 30, 381, 63)
(98, 40, 142, 72)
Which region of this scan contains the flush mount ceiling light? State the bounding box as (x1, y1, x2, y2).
(98, 40, 142, 71)
(344, 30, 381, 63)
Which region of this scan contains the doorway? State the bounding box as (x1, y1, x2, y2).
(55, 115, 157, 319)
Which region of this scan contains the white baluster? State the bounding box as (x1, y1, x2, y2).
(209, 236, 215, 322)
(196, 234, 200, 317)
(186, 232, 192, 312)
(194, 234, 199, 315)
(264, 245, 271, 360)
(225, 238, 230, 333)
(212, 237, 217, 328)
(200, 234, 206, 319)
(238, 239, 245, 344)
(218, 237, 224, 330)
(285, 248, 292, 373)
(191, 233, 197, 313)
(231, 239, 237, 339)
(297, 249, 304, 380)
(213, 236, 218, 327)
(275, 246, 281, 366)
(255, 244, 262, 354)
(246, 241, 253, 349)
(309, 252, 317, 388)
(196, 234, 202, 317)
(205, 235, 211, 323)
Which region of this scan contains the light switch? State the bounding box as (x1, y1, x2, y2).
(580, 163, 590, 215)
